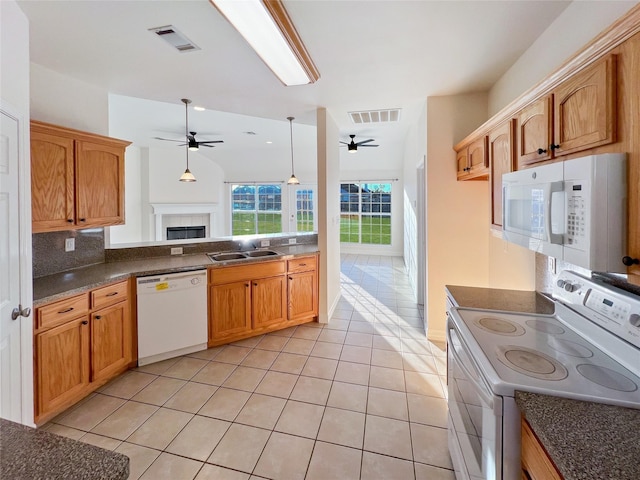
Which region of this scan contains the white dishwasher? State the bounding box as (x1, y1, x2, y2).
(136, 269, 208, 366)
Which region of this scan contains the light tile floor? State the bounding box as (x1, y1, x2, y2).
(44, 254, 454, 480)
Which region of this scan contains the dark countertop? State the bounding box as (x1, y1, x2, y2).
(34, 244, 319, 306)
(0, 419, 129, 480)
(445, 284, 555, 314)
(516, 391, 640, 480)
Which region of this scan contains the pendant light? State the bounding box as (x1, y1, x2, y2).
(287, 116, 300, 185)
(179, 98, 196, 182)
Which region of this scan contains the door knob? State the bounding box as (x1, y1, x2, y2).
(11, 304, 31, 321)
(622, 256, 640, 266)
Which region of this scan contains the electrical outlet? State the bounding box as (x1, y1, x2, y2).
(261, 240, 270, 247)
(171, 247, 183, 255)
(548, 256, 556, 274)
(288, 238, 297, 245)
(64, 238, 75, 252)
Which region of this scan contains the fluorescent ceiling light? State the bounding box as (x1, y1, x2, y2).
(210, 0, 319, 86)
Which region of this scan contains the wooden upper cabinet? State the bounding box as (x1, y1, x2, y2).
(489, 120, 515, 227)
(75, 141, 125, 227)
(553, 54, 616, 156)
(518, 96, 552, 168)
(456, 136, 489, 181)
(31, 131, 76, 231)
(30, 121, 130, 233)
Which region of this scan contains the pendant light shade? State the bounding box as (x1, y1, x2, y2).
(179, 98, 197, 182)
(286, 116, 299, 185)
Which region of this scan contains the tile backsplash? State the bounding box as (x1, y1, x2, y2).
(32, 228, 105, 278)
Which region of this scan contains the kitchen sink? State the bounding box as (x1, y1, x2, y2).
(244, 250, 279, 257)
(207, 250, 281, 262)
(209, 252, 247, 262)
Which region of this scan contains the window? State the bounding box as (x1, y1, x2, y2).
(231, 184, 282, 235)
(340, 182, 391, 245)
(295, 188, 315, 232)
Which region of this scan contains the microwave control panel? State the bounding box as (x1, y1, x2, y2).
(566, 182, 586, 246)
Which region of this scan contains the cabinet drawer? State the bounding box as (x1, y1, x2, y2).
(210, 260, 285, 285)
(91, 281, 128, 310)
(36, 293, 89, 331)
(287, 255, 317, 273)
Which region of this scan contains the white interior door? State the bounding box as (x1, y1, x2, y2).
(289, 185, 317, 233)
(0, 108, 28, 422)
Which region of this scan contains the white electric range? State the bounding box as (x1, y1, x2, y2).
(446, 270, 640, 480)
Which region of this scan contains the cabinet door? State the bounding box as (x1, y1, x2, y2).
(30, 131, 75, 232)
(468, 136, 489, 176)
(456, 148, 469, 180)
(489, 120, 515, 227)
(288, 271, 318, 321)
(518, 96, 552, 167)
(36, 318, 90, 419)
(75, 140, 125, 227)
(553, 54, 616, 156)
(91, 300, 130, 382)
(252, 276, 287, 328)
(521, 418, 562, 480)
(210, 282, 252, 340)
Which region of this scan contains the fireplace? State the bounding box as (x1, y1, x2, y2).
(150, 203, 218, 241)
(166, 226, 206, 240)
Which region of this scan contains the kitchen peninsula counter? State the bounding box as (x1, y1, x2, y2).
(0, 419, 129, 480)
(34, 244, 319, 306)
(516, 391, 640, 480)
(445, 284, 555, 314)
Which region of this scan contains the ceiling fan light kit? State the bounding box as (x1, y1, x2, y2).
(287, 116, 300, 185)
(209, 0, 319, 86)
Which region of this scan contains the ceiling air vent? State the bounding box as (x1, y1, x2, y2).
(149, 25, 200, 53)
(349, 109, 401, 125)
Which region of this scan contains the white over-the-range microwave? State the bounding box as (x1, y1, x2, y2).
(502, 153, 627, 272)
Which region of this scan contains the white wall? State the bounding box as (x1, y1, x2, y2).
(488, 1, 637, 115)
(425, 93, 490, 342)
(2, 0, 33, 425)
(317, 108, 342, 324)
(402, 104, 427, 301)
(30, 63, 109, 134)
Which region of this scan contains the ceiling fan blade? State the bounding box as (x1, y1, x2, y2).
(355, 139, 376, 145)
(198, 140, 224, 144)
(339, 141, 349, 145)
(154, 136, 182, 142)
(359, 144, 379, 147)
(199, 144, 216, 148)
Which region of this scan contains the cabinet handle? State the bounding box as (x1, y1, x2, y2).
(299, 263, 307, 267)
(79, 218, 86, 222)
(81, 320, 88, 325)
(95, 315, 102, 320)
(549, 143, 560, 150)
(537, 148, 547, 154)
(106, 292, 119, 297)
(622, 256, 640, 266)
(253, 282, 258, 286)
(289, 276, 293, 280)
(58, 307, 74, 314)
(245, 283, 250, 287)
(67, 219, 74, 223)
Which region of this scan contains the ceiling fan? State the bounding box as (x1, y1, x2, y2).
(154, 99, 224, 151)
(340, 134, 379, 153)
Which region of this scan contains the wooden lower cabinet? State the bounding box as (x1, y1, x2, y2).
(36, 318, 90, 419)
(210, 281, 252, 340)
(34, 279, 133, 425)
(521, 417, 563, 480)
(209, 254, 319, 346)
(91, 300, 130, 383)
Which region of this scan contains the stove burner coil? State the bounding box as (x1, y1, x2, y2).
(576, 364, 638, 392)
(475, 317, 525, 336)
(525, 319, 565, 335)
(547, 339, 594, 358)
(496, 345, 568, 380)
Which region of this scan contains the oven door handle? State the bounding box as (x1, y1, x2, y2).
(446, 325, 495, 408)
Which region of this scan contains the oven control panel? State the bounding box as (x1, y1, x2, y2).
(554, 271, 640, 349)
